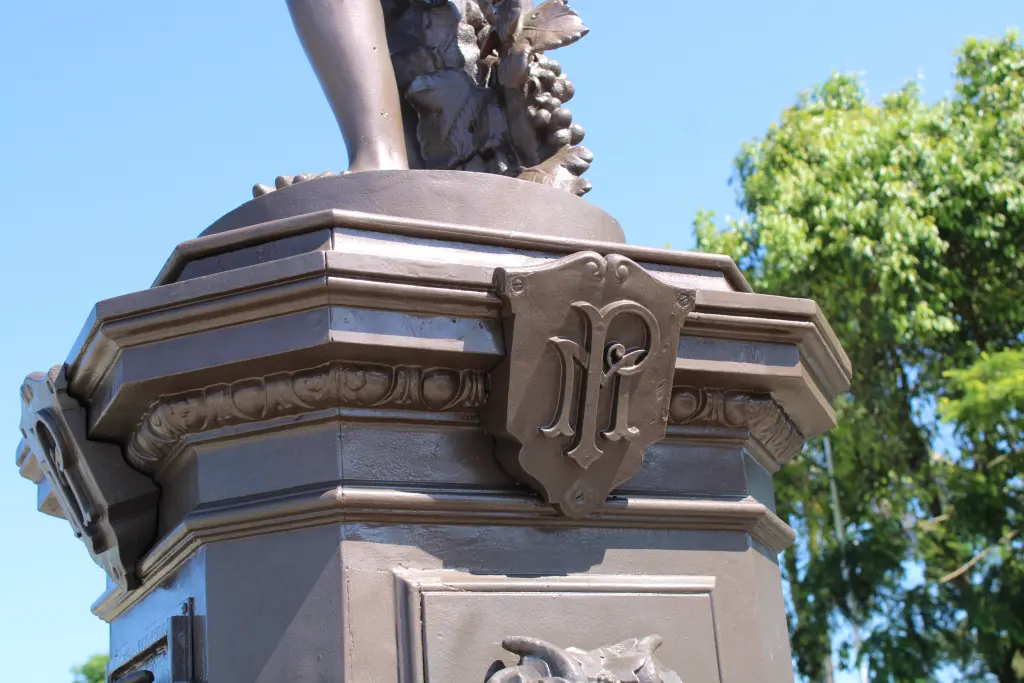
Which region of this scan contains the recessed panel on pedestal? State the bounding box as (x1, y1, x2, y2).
(395, 573, 723, 683)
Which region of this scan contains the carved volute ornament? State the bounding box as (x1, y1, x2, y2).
(259, 0, 593, 197)
(669, 387, 806, 466)
(487, 636, 683, 683)
(129, 361, 487, 473)
(485, 252, 696, 518)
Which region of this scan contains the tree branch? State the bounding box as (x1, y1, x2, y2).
(938, 529, 1020, 584)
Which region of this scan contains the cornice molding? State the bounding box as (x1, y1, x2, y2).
(128, 361, 487, 472)
(67, 260, 503, 404)
(90, 485, 793, 623)
(64, 253, 847, 448)
(689, 289, 851, 389)
(123, 350, 803, 472)
(153, 208, 753, 292)
(668, 387, 805, 467)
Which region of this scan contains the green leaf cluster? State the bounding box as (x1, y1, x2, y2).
(697, 31, 1024, 682)
(71, 655, 109, 683)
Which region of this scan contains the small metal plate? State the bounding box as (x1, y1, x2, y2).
(108, 599, 193, 683)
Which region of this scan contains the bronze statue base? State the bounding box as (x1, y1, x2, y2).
(17, 173, 851, 683)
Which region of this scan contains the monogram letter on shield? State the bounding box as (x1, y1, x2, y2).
(542, 300, 661, 470)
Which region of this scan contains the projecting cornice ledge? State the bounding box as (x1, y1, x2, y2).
(61, 248, 848, 450)
(90, 486, 793, 624)
(151, 208, 754, 292)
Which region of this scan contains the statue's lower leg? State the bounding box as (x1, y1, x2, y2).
(285, 0, 408, 173)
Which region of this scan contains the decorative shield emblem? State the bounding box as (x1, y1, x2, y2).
(19, 365, 158, 589)
(485, 252, 696, 518)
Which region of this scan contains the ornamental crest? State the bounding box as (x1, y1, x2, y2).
(18, 365, 158, 589)
(486, 252, 695, 518)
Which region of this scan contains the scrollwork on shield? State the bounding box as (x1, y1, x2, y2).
(484, 252, 695, 518)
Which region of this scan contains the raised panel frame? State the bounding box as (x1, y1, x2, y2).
(393, 572, 723, 683)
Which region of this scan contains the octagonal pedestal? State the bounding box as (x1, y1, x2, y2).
(17, 171, 850, 683)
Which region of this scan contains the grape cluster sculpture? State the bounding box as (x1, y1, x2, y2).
(390, 0, 594, 195)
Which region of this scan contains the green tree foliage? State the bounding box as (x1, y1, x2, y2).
(72, 655, 109, 683)
(696, 31, 1024, 682)
(941, 349, 1024, 439)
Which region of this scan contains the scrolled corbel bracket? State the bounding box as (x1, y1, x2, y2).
(668, 386, 806, 468)
(18, 365, 158, 590)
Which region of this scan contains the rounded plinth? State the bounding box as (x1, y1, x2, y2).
(202, 170, 625, 243)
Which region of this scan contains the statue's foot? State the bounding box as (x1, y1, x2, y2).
(252, 148, 411, 198)
(518, 145, 593, 197)
(252, 171, 337, 198)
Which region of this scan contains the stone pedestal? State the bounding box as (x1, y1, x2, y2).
(17, 171, 850, 683)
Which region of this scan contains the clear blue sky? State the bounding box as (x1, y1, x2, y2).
(0, 1, 1018, 681)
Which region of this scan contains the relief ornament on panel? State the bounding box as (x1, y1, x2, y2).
(487, 636, 683, 683)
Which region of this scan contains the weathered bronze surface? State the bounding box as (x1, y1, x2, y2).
(271, 0, 593, 196)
